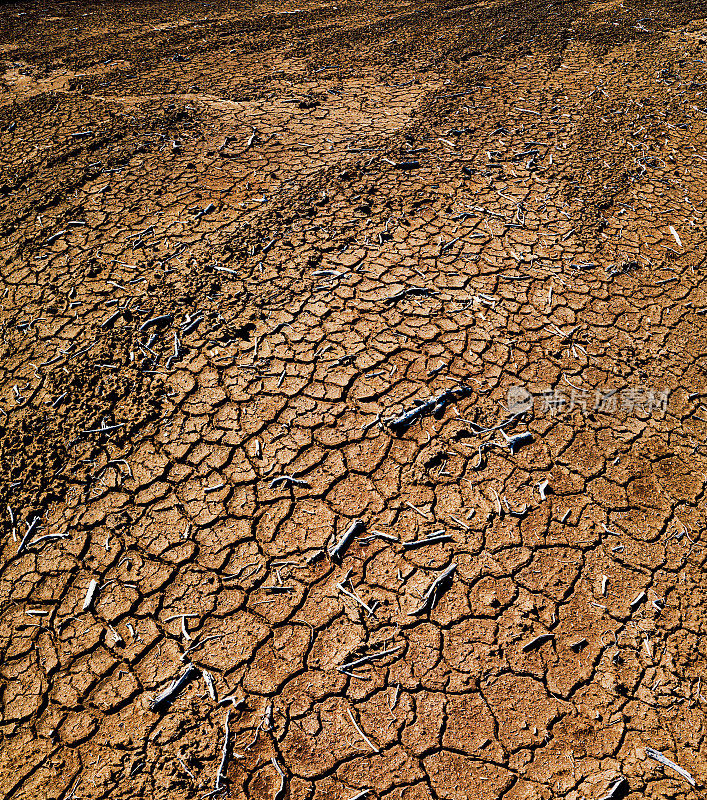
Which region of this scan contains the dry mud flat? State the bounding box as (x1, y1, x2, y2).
(2, 0, 707, 798)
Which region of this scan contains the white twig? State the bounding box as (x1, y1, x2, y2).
(203, 670, 217, 701)
(214, 710, 231, 791)
(668, 225, 683, 249)
(336, 569, 376, 616)
(346, 708, 379, 753)
(271, 757, 287, 800)
(645, 747, 695, 786)
(404, 500, 431, 519)
(83, 579, 98, 611)
(339, 645, 403, 672)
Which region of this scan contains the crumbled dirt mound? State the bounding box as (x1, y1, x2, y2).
(2, 1, 707, 798)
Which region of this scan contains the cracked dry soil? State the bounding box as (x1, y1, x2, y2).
(2, 0, 707, 798)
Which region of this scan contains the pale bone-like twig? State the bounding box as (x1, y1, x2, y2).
(271, 757, 286, 800)
(211, 709, 231, 795)
(409, 563, 457, 616)
(338, 645, 403, 673)
(345, 708, 380, 753)
(645, 747, 695, 786)
(336, 568, 376, 616)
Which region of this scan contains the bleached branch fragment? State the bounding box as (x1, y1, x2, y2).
(645, 747, 695, 786)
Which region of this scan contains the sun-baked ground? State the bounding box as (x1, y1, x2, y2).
(2, 0, 707, 798)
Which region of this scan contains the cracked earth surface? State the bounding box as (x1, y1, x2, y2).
(2, 0, 707, 798)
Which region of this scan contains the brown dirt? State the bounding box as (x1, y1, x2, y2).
(1, 0, 707, 798)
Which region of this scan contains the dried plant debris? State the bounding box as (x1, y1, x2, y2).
(2, 1, 707, 799)
(645, 748, 696, 787)
(150, 664, 198, 714)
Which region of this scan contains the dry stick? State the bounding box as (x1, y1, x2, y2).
(410, 563, 457, 616)
(329, 518, 366, 563)
(180, 634, 223, 661)
(101, 311, 121, 329)
(218, 694, 247, 709)
(82, 423, 124, 434)
(499, 428, 533, 454)
(107, 624, 123, 645)
(150, 663, 197, 713)
(339, 645, 403, 673)
(17, 516, 40, 554)
(263, 701, 275, 731)
(269, 474, 310, 489)
(669, 225, 683, 249)
(178, 757, 196, 781)
(346, 708, 380, 753)
(503, 496, 528, 517)
(336, 570, 376, 616)
(60, 777, 80, 800)
(271, 757, 287, 800)
(522, 633, 555, 652)
(389, 384, 472, 434)
(645, 748, 695, 786)
(402, 534, 452, 550)
(358, 530, 399, 544)
(599, 776, 629, 800)
(214, 709, 232, 792)
(389, 396, 438, 432)
(404, 500, 431, 519)
(82, 579, 99, 612)
(28, 532, 69, 547)
(139, 314, 173, 333)
(455, 409, 525, 434)
(203, 670, 217, 701)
